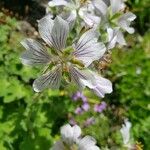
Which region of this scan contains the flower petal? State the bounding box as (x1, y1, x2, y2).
(60, 10, 77, 30)
(78, 136, 100, 150)
(69, 66, 112, 98)
(107, 28, 118, 49)
(110, 0, 125, 14)
(73, 30, 106, 67)
(33, 65, 62, 92)
(120, 120, 132, 145)
(93, 0, 108, 16)
(107, 28, 126, 49)
(81, 13, 101, 28)
(79, 3, 100, 28)
(38, 14, 54, 47)
(72, 125, 81, 140)
(61, 124, 74, 145)
(69, 65, 94, 90)
(51, 16, 69, 51)
(20, 39, 51, 66)
(89, 74, 113, 98)
(118, 12, 136, 34)
(116, 30, 126, 46)
(38, 15, 69, 51)
(48, 0, 68, 7)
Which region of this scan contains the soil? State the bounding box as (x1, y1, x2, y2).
(0, 0, 48, 27)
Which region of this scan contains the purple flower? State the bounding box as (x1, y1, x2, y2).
(82, 102, 90, 111)
(84, 117, 95, 127)
(72, 91, 87, 102)
(75, 107, 83, 114)
(94, 104, 101, 112)
(101, 101, 107, 109)
(94, 101, 107, 113)
(80, 93, 87, 102)
(72, 91, 82, 101)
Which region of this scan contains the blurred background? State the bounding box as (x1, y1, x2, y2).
(0, 0, 150, 149)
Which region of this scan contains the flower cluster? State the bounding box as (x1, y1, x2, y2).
(20, 0, 136, 97)
(51, 124, 100, 150)
(72, 92, 90, 114)
(48, 0, 136, 49)
(72, 92, 107, 114)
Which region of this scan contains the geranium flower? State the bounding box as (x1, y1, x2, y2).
(120, 120, 132, 145)
(93, 0, 136, 48)
(20, 15, 112, 97)
(52, 124, 100, 150)
(48, 0, 100, 28)
(61, 124, 81, 145)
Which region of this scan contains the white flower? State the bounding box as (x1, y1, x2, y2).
(107, 28, 126, 49)
(118, 12, 136, 34)
(120, 120, 132, 145)
(20, 15, 112, 97)
(93, 0, 136, 48)
(69, 66, 112, 98)
(52, 124, 100, 150)
(48, 0, 100, 28)
(93, 0, 125, 17)
(61, 124, 81, 145)
(77, 136, 100, 150)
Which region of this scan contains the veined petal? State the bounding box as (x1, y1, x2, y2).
(80, 12, 101, 28)
(110, 0, 125, 14)
(20, 39, 51, 66)
(107, 28, 126, 49)
(51, 16, 69, 51)
(78, 136, 100, 150)
(78, 136, 96, 146)
(38, 14, 54, 47)
(48, 0, 68, 7)
(93, 0, 108, 16)
(89, 74, 113, 98)
(69, 66, 112, 98)
(69, 66, 94, 90)
(73, 30, 106, 67)
(118, 12, 136, 34)
(38, 15, 69, 51)
(33, 65, 62, 92)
